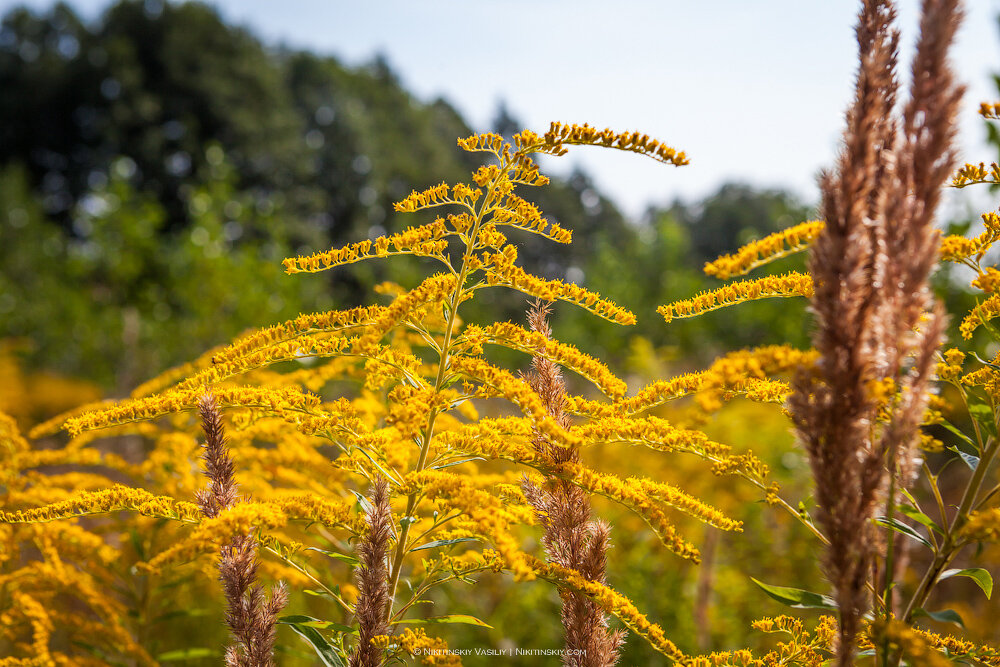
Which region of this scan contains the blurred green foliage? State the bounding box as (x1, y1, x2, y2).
(0, 0, 817, 391)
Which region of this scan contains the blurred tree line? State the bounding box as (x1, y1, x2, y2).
(1, 0, 821, 392)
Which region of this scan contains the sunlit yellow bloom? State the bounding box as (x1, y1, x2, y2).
(456, 132, 504, 156)
(528, 555, 689, 662)
(392, 182, 453, 213)
(462, 322, 626, 399)
(513, 122, 689, 167)
(556, 462, 701, 561)
(936, 348, 965, 381)
(871, 619, 950, 667)
(961, 507, 1000, 543)
(491, 193, 572, 243)
(65, 385, 322, 437)
(659, 272, 813, 323)
(144, 501, 288, 572)
(960, 294, 1000, 339)
(704, 220, 825, 279)
(0, 485, 201, 524)
(404, 470, 533, 581)
(451, 357, 579, 449)
(372, 628, 461, 667)
(982, 102, 1000, 119)
(283, 219, 451, 274)
(485, 261, 635, 325)
(952, 161, 1000, 188)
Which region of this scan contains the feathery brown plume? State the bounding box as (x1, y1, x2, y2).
(521, 300, 625, 667)
(349, 476, 393, 667)
(788, 0, 962, 663)
(198, 392, 288, 667)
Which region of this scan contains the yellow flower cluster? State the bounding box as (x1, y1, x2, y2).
(871, 619, 951, 667)
(982, 101, 1000, 119)
(435, 418, 538, 466)
(143, 501, 288, 572)
(491, 193, 572, 243)
(392, 182, 452, 213)
(952, 161, 1000, 188)
(573, 415, 711, 453)
(704, 221, 825, 279)
(514, 122, 689, 167)
(634, 477, 742, 531)
(463, 322, 627, 399)
(960, 294, 1000, 339)
(359, 273, 459, 351)
(372, 628, 461, 667)
(527, 555, 689, 662)
(456, 131, 505, 156)
(940, 213, 1000, 264)
(283, 219, 451, 274)
(404, 469, 533, 581)
(556, 461, 700, 562)
(0, 484, 202, 524)
(659, 272, 813, 323)
(960, 507, 1000, 543)
(485, 260, 636, 325)
(972, 267, 1000, 294)
(936, 348, 966, 381)
(65, 385, 321, 437)
(451, 356, 578, 449)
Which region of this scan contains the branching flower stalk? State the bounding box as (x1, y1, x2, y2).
(350, 476, 393, 667)
(521, 300, 624, 667)
(197, 393, 288, 667)
(788, 0, 962, 664)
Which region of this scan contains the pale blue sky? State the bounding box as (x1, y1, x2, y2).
(4, 0, 1000, 218)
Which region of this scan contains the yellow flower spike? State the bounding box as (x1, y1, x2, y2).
(451, 356, 580, 449)
(871, 619, 951, 667)
(659, 272, 813, 323)
(484, 262, 635, 325)
(704, 220, 825, 279)
(491, 192, 573, 244)
(463, 322, 627, 399)
(0, 484, 201, 524)
(971, 267, 1000, 294)
(960, 507, 1000, 543)
(516, 122, 689, 168)
(373, 628, 461, 667)
(981, 101, 1000, 119)
(555, 462, 702, 561)
(456, 131, 505, 156)
(10, 592, 55, 667)
(143, 501, 288, 572)
(284, 219, 452, 274)
(527, 555, 689, 663)
(65, 385, 322, 437)
(392, 182, 453, 213)
(959, 293, 1000, 339)
(952, 161, 1000, 188)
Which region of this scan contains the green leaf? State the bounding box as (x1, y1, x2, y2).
(947, 445, 980, 471)
(349, 489, 373, 515)
(938, 420, 977, 450)
(431, 457, 486, 470)
(410, 537, 480, 552)
(278, 616, 347, 667)
(304, 547, 360, 566)
(395, 614, 493, 628)
(940, 568, 993, 599)
(749, 578, 837, 610)
(874, 516, 932, 549)
(156, 648, 218, 661)
(912, 607, 965, 629)
(896, 505, 943, 535)
(967, 402, 997, 438)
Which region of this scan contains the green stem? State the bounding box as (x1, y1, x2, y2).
(382, 174, 501, 622)
(902, 434, 999, 622)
